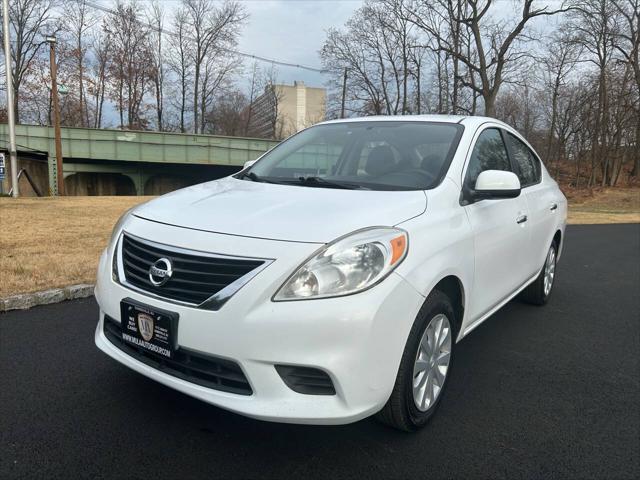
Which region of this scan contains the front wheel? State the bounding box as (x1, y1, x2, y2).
(521, 242, 557, 305)
(375, 290, 456, 431)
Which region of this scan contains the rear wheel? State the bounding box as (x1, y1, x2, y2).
(521, 242, 557, 305)
(375, 290, 456, 432)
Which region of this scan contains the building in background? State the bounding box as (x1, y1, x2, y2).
(249, 81, 326, 140)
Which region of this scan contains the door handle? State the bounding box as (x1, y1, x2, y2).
(550, 203, 558, 211)
(516, 214, 528, 224)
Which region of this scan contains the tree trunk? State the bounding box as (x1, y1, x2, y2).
(483, 90, 497, 117)
(632, 113, 640, 177)
(118, 78, 124, 128)
(436, 51, 443, 113)
(416, 63, 421, 114)
(13, 84, 20, 124)
(546, 76, 560, 167)
(78, 37, 85, 127)
(193, 55, 200, 133)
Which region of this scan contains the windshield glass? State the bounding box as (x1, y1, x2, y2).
(240, 121, 464, 191)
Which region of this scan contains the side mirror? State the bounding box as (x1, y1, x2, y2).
(243, 159, 257, 170)
(472, 170, 521, 200)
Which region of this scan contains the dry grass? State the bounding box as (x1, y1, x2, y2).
(0, 196, 148, 298)
(566, 187, 640, 224)
(0, 188, 638, 298)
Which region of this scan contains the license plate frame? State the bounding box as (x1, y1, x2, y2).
(120, 298, 179, 359)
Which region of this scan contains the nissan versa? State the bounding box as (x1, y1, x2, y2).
(95, 115, 567, 431)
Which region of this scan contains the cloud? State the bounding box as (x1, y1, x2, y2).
(236, 0, 361, 87)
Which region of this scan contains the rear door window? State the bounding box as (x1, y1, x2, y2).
(505, 132, 541, 187)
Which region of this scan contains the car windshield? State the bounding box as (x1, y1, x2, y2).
(240, 121, 464, 191)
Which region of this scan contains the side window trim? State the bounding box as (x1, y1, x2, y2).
(502, 128, 526, 186)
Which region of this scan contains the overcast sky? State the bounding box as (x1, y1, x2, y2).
(161, 0, 362, 89)
(154, 0, 561, 90)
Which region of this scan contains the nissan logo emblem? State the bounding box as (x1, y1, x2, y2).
(149, 258, 173, 287)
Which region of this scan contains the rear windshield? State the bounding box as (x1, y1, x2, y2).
(242, 121, 464, 191)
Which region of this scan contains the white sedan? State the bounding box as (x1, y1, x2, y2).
(95, 115, 567, 431)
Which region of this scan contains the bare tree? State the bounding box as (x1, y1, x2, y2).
(321, 1, 415, 117)
(570, 0, 623, 186)
(88, 28, 110, 128)
(541, 30, 583, 171)
(407, 0, 571, 116)
(147, 1, 165, 131)
(408, 44, 426, 113)
(197, 47, 239, 133)
(611, 0, 639, 176)
(183, 0, 247, 133)
(104, 1, 153, 129)
(63, 0, 98, 127)
(167, 6, 192, 133)
(1, 0, 59, 122)
(207, 88, 248, 136)
(243, 61, 259, 134)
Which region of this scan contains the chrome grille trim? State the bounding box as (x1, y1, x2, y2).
(115, 232, 273, 310)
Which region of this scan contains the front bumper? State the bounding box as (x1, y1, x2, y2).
(95, 216, 425, 425)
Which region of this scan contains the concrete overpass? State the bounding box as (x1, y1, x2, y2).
(0, 124, 279, 196)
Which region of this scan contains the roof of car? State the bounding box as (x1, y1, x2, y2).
(319, 114, 505, 129)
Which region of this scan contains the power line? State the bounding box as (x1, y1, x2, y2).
(79, 0, 325, 73)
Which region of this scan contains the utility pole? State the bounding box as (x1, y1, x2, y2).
(47, 35, 64, 195)
(3, 0, 19, 197)
(340, 68, 348, 119)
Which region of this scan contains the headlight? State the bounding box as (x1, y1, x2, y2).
(274, 227, 408, 301)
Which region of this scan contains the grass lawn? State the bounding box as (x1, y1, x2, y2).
(1, 187, 638, 298)
(0, 196, 148, 298)
(565, 187, 640, 224)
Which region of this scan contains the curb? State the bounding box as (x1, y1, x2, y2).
(0, 284, 95, 313)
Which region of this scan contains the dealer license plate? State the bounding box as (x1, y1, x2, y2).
(120, 299, 178, 358)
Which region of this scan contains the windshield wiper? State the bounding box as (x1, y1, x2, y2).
(239, 171, 264, 182)
(239, 171, 287, 185)
(297, 176, 368, 190)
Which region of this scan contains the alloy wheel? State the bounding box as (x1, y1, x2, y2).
(543, 245, 556, 297)
(412, 314, 452, 412)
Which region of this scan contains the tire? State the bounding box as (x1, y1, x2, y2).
(375, 290, 456, 432)
(521, 241, 558, 305)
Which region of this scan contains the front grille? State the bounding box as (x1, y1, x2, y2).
(275, 365, 336, 395)
(103, 315, 252, 395)
(120, 233, 266, 307)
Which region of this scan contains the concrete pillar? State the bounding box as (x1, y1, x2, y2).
(122, 172, 144, 196)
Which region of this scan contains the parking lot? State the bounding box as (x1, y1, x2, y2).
(1, 224, 638, 479)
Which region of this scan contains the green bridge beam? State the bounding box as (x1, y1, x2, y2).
(0, 124, 279, 195)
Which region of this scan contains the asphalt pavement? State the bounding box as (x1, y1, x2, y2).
(1, 224, 639, 479)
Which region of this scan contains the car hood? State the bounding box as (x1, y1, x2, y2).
(133, 177, 427, 243)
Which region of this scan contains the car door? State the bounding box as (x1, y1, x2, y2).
(504, 131, 557, 276)
(462, 127, 531, 325)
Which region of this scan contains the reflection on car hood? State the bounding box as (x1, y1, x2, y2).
(133, 177, 427, 243)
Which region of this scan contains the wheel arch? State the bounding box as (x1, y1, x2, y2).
(431, 275, 465, 338)
(553, 229, 562, 249)
(553, 229, 563, 260)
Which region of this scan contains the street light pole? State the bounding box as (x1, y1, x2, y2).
(3, 0, 19, 197)
(47, 35, 64, 195)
